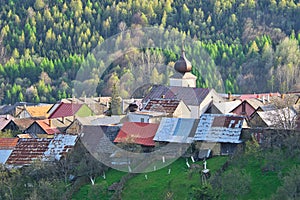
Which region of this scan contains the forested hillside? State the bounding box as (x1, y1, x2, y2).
(1, 0, 300, 104)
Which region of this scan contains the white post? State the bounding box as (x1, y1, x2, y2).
(168, 168, 171, 174)
(191, 156, 195, 163)
(162, 156, 165, 163)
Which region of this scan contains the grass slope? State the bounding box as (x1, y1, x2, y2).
(72, 156, 227, 200)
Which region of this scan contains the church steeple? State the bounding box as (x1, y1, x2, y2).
(174, 44, 192, 74)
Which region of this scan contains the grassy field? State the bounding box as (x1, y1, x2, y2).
(72, 156, 228, 200)
(72, 153, 299, 200)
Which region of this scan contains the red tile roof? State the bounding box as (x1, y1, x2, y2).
(114, 122, 159, 146)
(0, 138, 19, 149)
(36, 120, 61, 135)
(6, 138, 51, 165)
(143, 99, 181, 115)
(49, 102, 83, 119)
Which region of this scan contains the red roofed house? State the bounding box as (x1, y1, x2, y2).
(25, 118, 73, 138)
(114, 122, 159, 150)
(49, 102, 93, 120)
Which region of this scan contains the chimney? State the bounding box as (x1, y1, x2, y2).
(161, 95, 165, 99)
(262, 96, 265, 104)
(228, 92, 232, 100)
(49, 119, 52, 127)
(62, 117, 65, 124)
(267, 94, 270, 102)
(281, 94, 285, 100)
(6, 114, 9, 120)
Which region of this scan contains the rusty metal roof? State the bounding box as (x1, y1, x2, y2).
(143, 85, 211, 106)
(6, 138, 51, 165)
(143, 99, 181, 115)
(194, 114, 244, 143)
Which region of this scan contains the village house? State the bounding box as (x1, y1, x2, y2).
(249, 107, 298, 129)
(17, 104, 53, 119)
(4, 134, 79, 167)
(230, 98, 265, 119)
(114, 122, 159, 151)
(24, 118, 73, 138)
(0, 114, 14, 132)
(206, 100, 242, 114)
(194, 114, 244, 155)
(142, 98, 191, 118)
(154, 117, 199, 144)
(126, 110, 165, 123)
(3, 118, 35, 134)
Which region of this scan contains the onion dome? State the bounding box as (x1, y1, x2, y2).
(174, 46, 192, 74)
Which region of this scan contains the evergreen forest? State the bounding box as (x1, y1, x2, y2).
(1, 0, 300, 104)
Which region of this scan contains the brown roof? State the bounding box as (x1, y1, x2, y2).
(6, 138, 51, 165)
(143, 85, 211, 106)
(13, 118, 35, 131)
(26, 105, 53, 118)
(143, 99, 181, 115)
(0, 138, 19, 149)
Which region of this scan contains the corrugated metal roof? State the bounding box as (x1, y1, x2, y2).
(256, 107, 297, 128)
(0, 138, 19, 149)
(143, 85, 211, 106)
(6, 138, 51, 165)
(143, 99, 181, 115)
(194, 114, 244, 143)
(49, 102, 83, 119)
(43, 134, 78, 161)
(114, 122, 159, 146)
(154, 118, 199, 143)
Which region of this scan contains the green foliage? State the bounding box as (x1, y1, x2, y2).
(0, 0, 300, 104)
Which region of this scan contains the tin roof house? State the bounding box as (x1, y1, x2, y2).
(194, 114, 244, 155)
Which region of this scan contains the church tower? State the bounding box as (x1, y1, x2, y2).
(170, 46, 197, 88)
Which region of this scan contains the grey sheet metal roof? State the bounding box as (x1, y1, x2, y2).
(43, 134, 78, 161)
(194, 114, 244, 143)
(154, 118, 199, 143)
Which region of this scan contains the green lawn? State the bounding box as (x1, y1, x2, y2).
(72, 170, 126, 200)
(72, 156, 228, 200)
(73, 154, 298, 200)
(121, 157, 228, 200)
